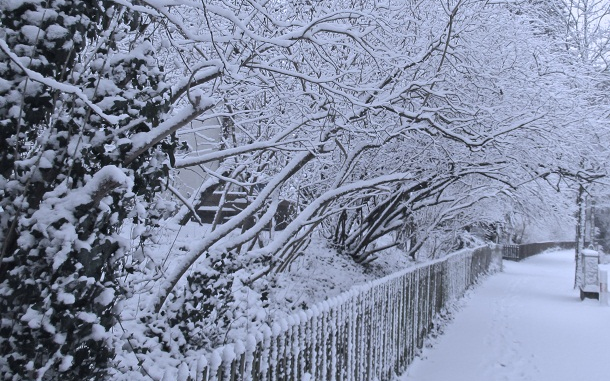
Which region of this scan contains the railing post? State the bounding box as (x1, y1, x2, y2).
(600, 268, 609, 306)
(490, 244, 503, 272)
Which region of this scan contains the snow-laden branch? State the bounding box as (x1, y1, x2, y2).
(153, 149, 317, 312)
(170, 63, 223, 105)
(175, 108, 330, 168)
(252, 172, 417, 261)
(212, 195, 280, 254)
(384, 104, 546, 148)
(136, 0, 375, 49)
(125, 100, 215, 166)
(174, 139, 305, 168)
(0, 39, 122, 126)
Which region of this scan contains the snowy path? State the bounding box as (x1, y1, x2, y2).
(398, 249, 610, 381)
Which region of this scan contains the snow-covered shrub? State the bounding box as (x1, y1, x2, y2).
(0, 1, 173, 379)
(144, 250, 270, 356)
(168, 254, 238, 351)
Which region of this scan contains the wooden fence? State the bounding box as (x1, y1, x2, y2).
(501, 241, 577, 261)
(174, 246, 503, 381)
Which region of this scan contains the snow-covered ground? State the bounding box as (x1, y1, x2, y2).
(398, 249, 610, 381)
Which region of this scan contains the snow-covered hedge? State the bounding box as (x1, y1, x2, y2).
(164, 245, 501, 381)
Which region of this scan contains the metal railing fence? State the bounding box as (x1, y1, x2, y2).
(502, 241, 577, 261)
(172, 246, 503, 381)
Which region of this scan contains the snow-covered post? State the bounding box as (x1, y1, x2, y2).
(579, 249, 600, 300)
(490, 244, 503, 272)
(600, 266, 609, 306)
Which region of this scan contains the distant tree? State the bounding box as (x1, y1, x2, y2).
(521, 0, 610, 287)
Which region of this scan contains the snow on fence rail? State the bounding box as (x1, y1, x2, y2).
(501, 241, 577, 261)
(174, 245, 502, 381)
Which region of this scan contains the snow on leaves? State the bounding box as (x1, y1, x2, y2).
(0, 1, 175, 380)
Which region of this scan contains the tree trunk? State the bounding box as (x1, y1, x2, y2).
(575, 184, 586, 289)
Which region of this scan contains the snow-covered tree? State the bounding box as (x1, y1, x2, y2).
(137, 2, 597, 354)
(517, 0, 610, 286)
(2, 0, 607, 377)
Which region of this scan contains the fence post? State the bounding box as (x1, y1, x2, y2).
(491, 244, 503, 272)
(600, 268, 609, 306)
